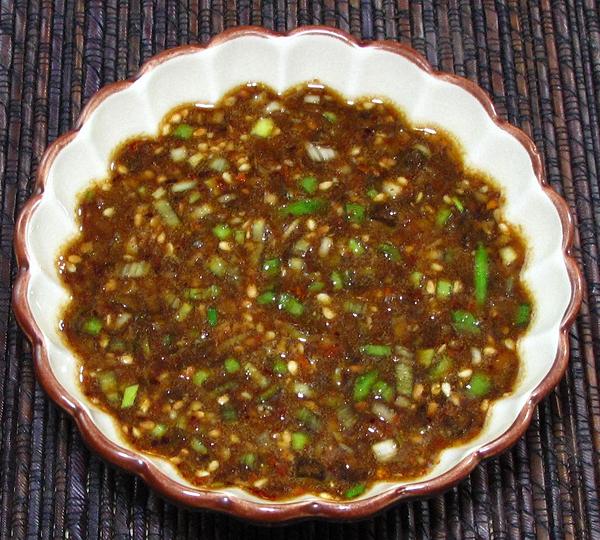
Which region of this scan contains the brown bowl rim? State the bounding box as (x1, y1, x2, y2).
(12, 25, 583, 523)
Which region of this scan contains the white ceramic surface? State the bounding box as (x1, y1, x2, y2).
(15, 27, 581, 521)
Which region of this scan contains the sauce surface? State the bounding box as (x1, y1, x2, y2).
(58, 83, 532, 500)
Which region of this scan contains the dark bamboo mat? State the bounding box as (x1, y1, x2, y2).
(1, 1, 599, 538)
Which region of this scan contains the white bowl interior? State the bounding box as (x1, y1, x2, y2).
(26, 32, 572, 503)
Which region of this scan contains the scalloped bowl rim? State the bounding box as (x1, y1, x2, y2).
(13, 26, 582, 522)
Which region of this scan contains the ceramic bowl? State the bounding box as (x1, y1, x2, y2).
(13, 26, 582, 522)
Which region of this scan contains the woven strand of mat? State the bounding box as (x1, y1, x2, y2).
(1, 0, 600, 538)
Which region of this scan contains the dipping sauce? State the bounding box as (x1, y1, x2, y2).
(58, 83, 532, 500)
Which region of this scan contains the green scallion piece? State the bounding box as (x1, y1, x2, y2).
(281, 198, 327, 216)
(150, 424, 167, 438)
(175, 302, 193, 321)
(429, 354, 453, 380)
(212, 223, 232, 240)
(251, 117, 275, 137)
(452, 196, 464, 212)
(121, 384, 139, 409)
(372, 380, 394, 402)
(331, 271, 344, 290)
(173, 123, 194, 139)
(296, 407, 321, 431)
(343, 300, 365, 315)
(416, 348, 435, 367)
(515, 303, 531, 326)
(82, 317, 103, 336)
(224, 357, 240, 373)
(378, 242, 400, 262)
(193, 369, 209, 386)
(367, 188, 378, 199)
(207, 307, 218, 327)
(291, 431, 310, 451)
(234, 229, 245, 244)
(258, 384, 281, 402)
(409, 271, 423, 288)
(191, 437, 208, 454)
(359, 344, 392, 357)
(474, 243, 489, 305)
(467, 373, 492, 397)
(308, 281, 325, 293)
(348, 238, 365, 255)
(436, 279, 453, 299)
(451, 310, 481, 334)
(185, 285, 220, 301)
(153, 199, 181, 227)
(257, 291, 277, 305)
(262, 257, 281, 277)
(395, 363, 413, 396)
(207, 255, 227, 277)
(171, 180, 197, 193)
(240, 453, 257, 468)
(353, 370, 379, 401)
(436, 207, 452, 227)
(273, 360, 288, 375)
(188, 191, 201, 204)
(279, 292, 304, 316)
(299, 176, 318, 194)
(345, 202, 366, 223)
(323, 111, 337, 123)
(221, 403, 237, 422)
(345, 483, 366, 499)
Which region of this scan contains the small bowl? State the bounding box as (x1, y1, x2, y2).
(13, 26, 582, 522)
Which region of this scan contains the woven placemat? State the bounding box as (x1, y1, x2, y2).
(1, 1, 599, 538)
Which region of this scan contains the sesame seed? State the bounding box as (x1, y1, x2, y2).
(287, 360, 298, 375)
(322, 307, 336, 319)
(316, 293, 331, 305)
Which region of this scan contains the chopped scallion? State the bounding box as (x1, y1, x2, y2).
(467, 373, 491, 397)
(331, 271, 344, 290)
(359, 344, 392, 357)
(515, 303, 531, 326)
(279, 292, 304, 316)
(82, 317, 103, 336)
(224, 357, 240, 373)
(474, 243, 489, 305)
(212, 223, 232, 240)
(207, 255, 227, 277)
(345, 483, 366, 499)
(348, 238, 365, 255)
(121, 384, 139, 409)
(345, 202, 366, 223)
(395, 363, 413, 396)
(153, 199, 181, 227)
(262, 257, 281, 277)
(378, 242, 400, 262)
(299, 176, 318, 194)
(193, 369, 209, 386)
(451, 310, 481, 334)
(291, 431, 310, 451)
(151, 424, 167, 438)
(173, 123, 194, 139)
(436, 279, 453, 299)
(372, 380, 394, 402)
(353, 370, 379, 401)
(207, 307, 218, 326)
(281, 198, 327, 216)
(191, 437, 208, 454)
(251, 117, 275, 137)
(436, 207, 452, 227)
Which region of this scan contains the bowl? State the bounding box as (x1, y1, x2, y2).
(13, 26, 582, 522)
